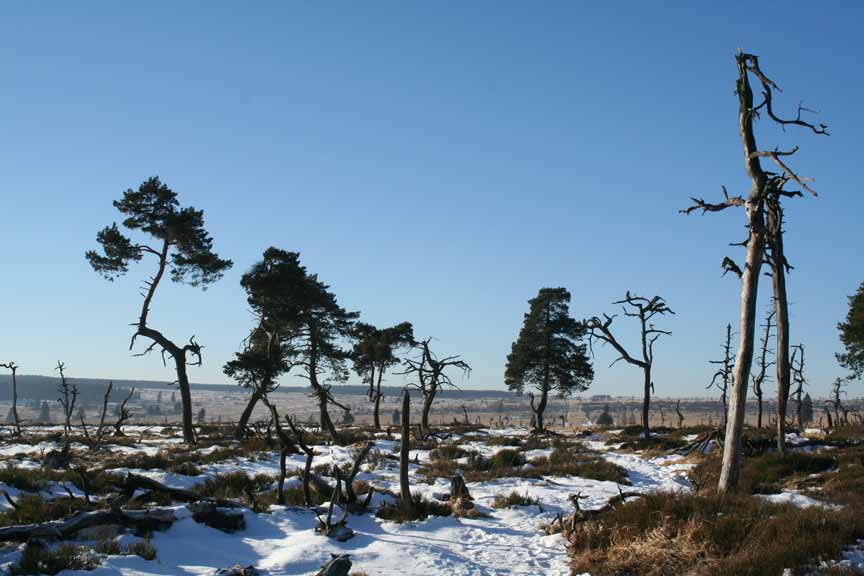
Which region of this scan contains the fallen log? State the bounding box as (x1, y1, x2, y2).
(0, 507, 176, 542)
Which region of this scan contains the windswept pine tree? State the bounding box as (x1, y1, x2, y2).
(239, 247, 357, 443)
(505, 287, 593, 433)
(224, 320, 295, 440)
(85, 177, 232, 443)
(352, 321, 415, 429)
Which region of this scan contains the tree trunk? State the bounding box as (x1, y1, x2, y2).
(642, 365, 651, 439)
(756, 392, 763, 429)
(372, 393, 382, 430)
(399, 390, 413, 516)
(174, 353, 195, 443)
(532, 387, 548, 433)
(10, 367, 20, 436)
(316, 387, 338, 440)
(421, 389, 436, 433)
(236, 388, 263, 440)
(718, 53, 769, 494)
(769, 202, 791, 454)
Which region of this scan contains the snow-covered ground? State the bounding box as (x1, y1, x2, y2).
(0, 428, 696, 576)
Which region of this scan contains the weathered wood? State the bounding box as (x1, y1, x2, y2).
(315, 554, 352, 576)
(399, 390, 413, 516)
(0, 508, 176, 542)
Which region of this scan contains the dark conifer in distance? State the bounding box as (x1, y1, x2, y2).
(505, 287, 593, 432)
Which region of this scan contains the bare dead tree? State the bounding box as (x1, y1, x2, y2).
(832, 377, 850, 427)
(113, 388, 135, 436)
(790, 344, 806, 427)
(0, 362, 20, 436)
(751, 309, 776, 429)
(81, 382, 113, 450)
(260, 395, 299, 505)
(675, 400, 684, 429)
(680, 52, 827, 492)
(708, 324, 734, 428)
(400, 338, 470, 434)
(55, 362, 77, 445)
(587, 292, 674, 439)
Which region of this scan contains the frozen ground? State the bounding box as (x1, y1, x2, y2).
(0, 425, 697, 576)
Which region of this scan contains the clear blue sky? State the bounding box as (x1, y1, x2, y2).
(1, 2, 861, 397)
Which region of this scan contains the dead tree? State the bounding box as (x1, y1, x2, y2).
(260, 396, 299, 505)
(315, 469, 354, 541)
(81, 382, 113, 450)
(681, 52, 827, 492)
(0, 362, 20, 436)
(587, 292, 674, 439)
(55, 362, 77, 444)
(751, 309, 776, 428)
(790, 344, 806, 427)
(675, 399, 684, 428)
(832, 377, 850, 427)
(114, 387, 135, 436)
(399, 390, 413, 517)
(400, 338, 470, 434)
(707, 324, 733, 427)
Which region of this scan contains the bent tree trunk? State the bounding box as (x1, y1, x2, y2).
(236, 388, 263, 440)
(173, 353, 195, 443)
(421, 389, 436, 432)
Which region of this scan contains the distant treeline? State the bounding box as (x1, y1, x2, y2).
(0, 374, 515, 403)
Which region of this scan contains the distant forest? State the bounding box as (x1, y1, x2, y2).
(0, 374, 515, 403)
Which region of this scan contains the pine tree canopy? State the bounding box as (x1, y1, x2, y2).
(838, 281, 864, 378)
(504, 287, 593, 398)
(239, 247, 358, 381)
(352, 322, 416, 379)
(85, 177, 232, 287)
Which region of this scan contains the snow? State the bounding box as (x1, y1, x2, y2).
(0, 428, 698, 575)
(756, 491, 841, 510)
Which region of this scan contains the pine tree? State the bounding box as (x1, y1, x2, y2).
(352, 322, 415, 429)
(86, 177, 232, 443)
(838, 281, 864, 379)
(505, 287, 593, 432)
(239, 247, 357, 443)
(801, 393, 814, 425)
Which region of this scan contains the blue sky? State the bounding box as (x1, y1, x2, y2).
(1, 2, 861, 397)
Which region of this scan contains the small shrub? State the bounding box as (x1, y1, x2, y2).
(11, 542, 99, 575)
(376, 494, 452, 522)
(430, 444, 469, 460)
(491, 491, 540, 509)
(485, 436, 523, 447)
(567, 490, 864, 576)
(194, 471, 275, 504)
(0, 494, 94, 527)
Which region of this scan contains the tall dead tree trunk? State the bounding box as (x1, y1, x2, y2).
(767, 197, 791, 454)
(681, 52, 826, 492)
